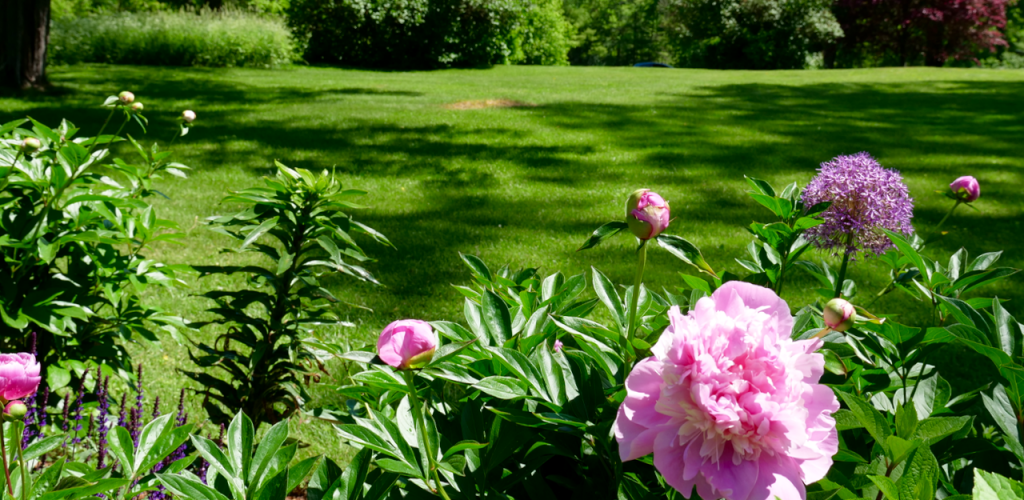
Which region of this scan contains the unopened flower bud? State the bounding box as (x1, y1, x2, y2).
(823, 298, 856, 332)
(553, 339, 564, 353)
(118, 91, 135, 105)
(3, 401, 27, 421)
(20, 137, 41, 154)
(377, 320, 439, 370)
(626, 189, 670, 240)
(182, 110, 196, 123)
(131, 102, 144, 113)
(950, 176, 980, 203)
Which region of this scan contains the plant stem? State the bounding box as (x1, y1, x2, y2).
(834, 249, 851, 299)
(624, 241, 648, 366)
(402, 371, 451, 500)
(16, 427, 27, 500)
(0, 421, 13, 496)
(934, 200, 961, 234)
(85, 107, 118, 158)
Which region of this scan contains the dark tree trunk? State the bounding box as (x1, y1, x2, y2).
(0, 0, 51, 89)
(924, 20, 946, 66)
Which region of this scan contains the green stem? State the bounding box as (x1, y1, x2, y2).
(0, 421, 12, 496)
(834, 249, 851, 299)
(934, 200, 961, 234)
(402, 372, 451, 500)
(776, 254, 788, 296)
(16, 427, 27, 500)
(84, 107, 118, 158)
(624, 242, 648, 366)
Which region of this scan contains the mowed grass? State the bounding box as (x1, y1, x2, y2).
(2, 64, 1023, 458)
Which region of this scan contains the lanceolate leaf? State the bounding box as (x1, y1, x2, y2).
(655, 234, 718, 278)
(577, 221, 628, 251)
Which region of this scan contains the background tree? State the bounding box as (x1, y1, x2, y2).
(1, 0, 51, 89)
(833, 0, 1008, 65)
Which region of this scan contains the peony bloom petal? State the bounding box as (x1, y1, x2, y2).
(614, 283, 836, 500)
(376, 320, 439, 369)
(0, 353, 41, 400)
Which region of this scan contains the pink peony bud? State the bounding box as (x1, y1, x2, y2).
(20, 137, 41, 154)
(823, 298, 856, 332)
(182, 110, 196, 123)
(118, 91, 135, 105)
(3, 401, 27, 420)
(553, 340, 564, 353)
(0, 353, 41, 400)
(377, 320, 439, 370)
(950, 176, 980, 203)
(626, 189, 670, 240)
(130, 102, 144, 113)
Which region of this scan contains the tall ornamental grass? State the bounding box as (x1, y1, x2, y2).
(49, 8, 297, 68)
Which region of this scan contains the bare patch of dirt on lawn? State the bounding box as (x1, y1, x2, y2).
(443, 99, 536, 110)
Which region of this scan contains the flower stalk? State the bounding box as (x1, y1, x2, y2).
(401, 371, 451, 500)
(834, 249, 851, 299)
(624, 241, 648, 366)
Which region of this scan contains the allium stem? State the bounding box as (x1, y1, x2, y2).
(624, 242, 648, 367)
(834, 250, 851, 299)
(401, 371, 452, 500)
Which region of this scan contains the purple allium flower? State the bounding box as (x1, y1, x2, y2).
(801, 152, 914, 257)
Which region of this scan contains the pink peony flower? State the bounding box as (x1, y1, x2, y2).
(614, 282, 839, 500)
(950, 176, 980, 203)
(377, 320, 439, 370)
(0, 353, 41, 401)
(626, 189, 671, 240)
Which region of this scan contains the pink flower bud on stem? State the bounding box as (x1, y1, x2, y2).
(377, 320, 439, 370)
(118, 91, 135, 105)
(20, 138, 41, 154)
(625, 189, 670, 241)
(823, 298, 856, 332)
(950, 176, 980, 203)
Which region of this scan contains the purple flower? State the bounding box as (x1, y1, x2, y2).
(950, 176, 980, 203)
(97, 376, 111, 469)
(553, 340, 564, 353)
(801, 152, 914, 257)
(72, 379, 85, 445)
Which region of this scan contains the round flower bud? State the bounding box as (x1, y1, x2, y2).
(118, 91, 135, 105)
(131, 102, 144, 113)
(823, 298, 856, 332)
(3, 401, 27, 421)
(20, 137, 42, 154)
(182, 110, 196, 123)
(950, 176, 980, 203)
(377, 319, 439, 370)
(626, 189, 670, 240)
(553, 339, 564, 353)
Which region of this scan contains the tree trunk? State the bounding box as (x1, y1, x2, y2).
(0, 0, 51, 90)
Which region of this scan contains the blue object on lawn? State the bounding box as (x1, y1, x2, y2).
(633, 62, 674, 68)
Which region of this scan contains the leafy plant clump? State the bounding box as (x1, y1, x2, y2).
(49, 8, 298, 68)
(188, 163, 391, 426)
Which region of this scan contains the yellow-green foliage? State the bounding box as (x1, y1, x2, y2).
(49, 8, 297, 68)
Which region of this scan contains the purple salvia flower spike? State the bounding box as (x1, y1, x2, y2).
(61, 393, 71, 448)
(72, 379, 85, 445)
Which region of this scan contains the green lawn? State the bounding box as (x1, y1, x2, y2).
(3, 64, 1023, 457)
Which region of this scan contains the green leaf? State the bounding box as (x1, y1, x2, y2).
(31, 459, 65, 500)
(46, 366, 71, 391)
(307, 458, 341, 500)
(481, 289, 512, 346)
(241, 217, 279, 250)
(253, 469, 288, 500)
(655, 234, 717, 278)
(250, 421, 290, 484)
(896, 445, 939, 500)
(442, 441, 489, 461)
(982, 386, 1024, 464)
(337, 447, 371, 500)
(881, 229, 930, 283)
(227, 412, 255, 482)
(591, 267, 625, 331)
(190, 435, 236, 481)
(486, 347, 548, 400)
(744, 176, 776, 197)
(577, 221, 628, 251)
(460, 253, 492, 283)
(158, 474, 231, 500)
(911, 416, 972, 446)
(868, 475, 900, 500)
(24, 435, 65, 462)
(974, 469, 1024, 500)
(837, 391, 892, 449)
(473, 376, 529, 400)
(133, 414, 175, 472)
(107, 427, 135, 477)
(895, 403, 918, 439)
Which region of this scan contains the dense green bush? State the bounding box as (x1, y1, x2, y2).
(287, 0, 571, 69)
(662, 0, 842, 68)
(562, 0, 669, 66)
(49, 8, 297, 68)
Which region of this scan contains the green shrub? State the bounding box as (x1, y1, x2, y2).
(562, 0, 670, 66)
(49, 8, 297, 68)
(662, 0, 843, 69)
(287, 0, 571, 69)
